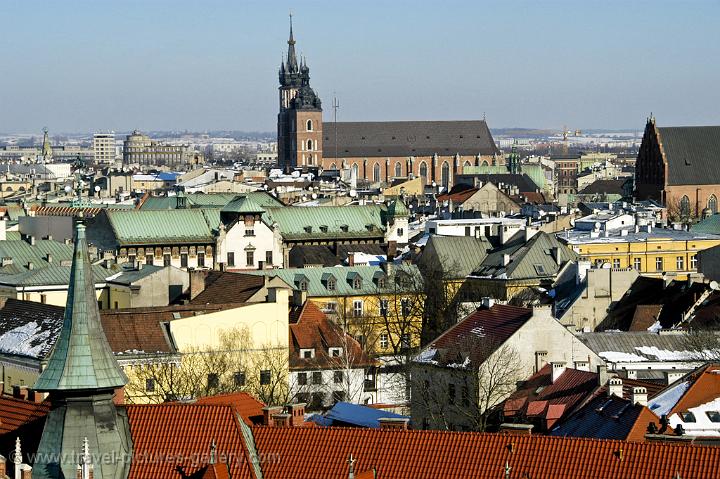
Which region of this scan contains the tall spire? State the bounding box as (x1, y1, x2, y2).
(41, 127, 53, 163)
(286, 12, 298, 72)
(34, 217, 127, 391)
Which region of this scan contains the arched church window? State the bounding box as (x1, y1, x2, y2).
(307, 119, 313, 131)
(395, 162, 402, 177)
(352, 163, 359, 178)
(307, 139, 313, 151)
(330, 163, 337, 170)
(680, 195, 690, 218)
(373, 163, 381, 183)
(441, 162, 450, 189)
(464, 160, 471, 168)
(419, 162, 428, 179)
(481, 161, 489, 167)
(709, 195, 718, 214)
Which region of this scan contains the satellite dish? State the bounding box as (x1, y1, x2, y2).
(64, 186, 72, 194)
(710, 281, 719, 291)
(349, 189, 357, 198)
(94, 185, 100, 192)
(311, 193, 317, 199)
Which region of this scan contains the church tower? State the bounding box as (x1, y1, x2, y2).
(32, 216, 132, 479)
(277, 15, 323, 171)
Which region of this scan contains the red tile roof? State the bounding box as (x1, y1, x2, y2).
(125, 404, 254, 479)
(190, 272, 266, 305)
(430, 305, 533, 366)
(195, 392, 266, 426)
(289, 302, 376, 370)
(252, 426, 720, 479)
(668, 363, 720, 416)
(629, 305, 662, 332)
(0, 395, 49, 434)
(503, 365, 599, 431)
(436, 188, 479, 204)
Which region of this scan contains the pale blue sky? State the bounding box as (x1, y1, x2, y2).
(0, 0, 718, 133)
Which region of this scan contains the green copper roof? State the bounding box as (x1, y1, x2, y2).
(385, 199, 409, 217)
(222, 194, 268, 214)
(106, 208, 219, 245)
(34, 221, 127, 391)
(139, 191, 283, 210)
(263, 205, 386, 241)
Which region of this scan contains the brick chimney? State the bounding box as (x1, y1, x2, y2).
(271, 413, 291, 427)
(631, 387, 648, 406)
(189, 269, 210, 300)
(27, 389, 44, 403)
(550, 362, 566, 383)
(286, 403, 306, 427)
(262, 406, 283, 426)
(348, 252, 355, 266)
(386, 241, 397, 261)
(499, 423, 533, 435)
(597, 364, 608, 387)
(377, 417, 409, 430)
(608, 377, 623, 398)
(12, 386, 28, 401)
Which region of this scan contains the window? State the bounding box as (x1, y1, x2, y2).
(353, 300, 363, 317)
(246, 250, 254, 266)
(327, 277, 336, 291)
(353, 277, 362, 289)
(299, 280, 308, 291)
(397, 227, 404, 237)
(419, 162, 428, 178)
(334, 371, 344, 383)
(612, 258, 620, 268)
(400, 333, 411, 349)
(379, 333, 389, 349)
(234, 371, 246, 387)
(114, 301, 119, 309)
(380, 299, 389, 316)
(373, 163, 381, 182)
(655, 257, 664, 271)
(164, 254, 171, 267)
(330, 348, 342, 357)
(710, 195, 718, 214)
(706, 411, 720, 423)
(676, 256, 684, 270)
(691, 254, 698, 270)
(395, 162, 402, 177)
(401, 298, 411, 316)
(302, 349, 314, 359)
(245, 228, 254, 237)
(441, 162, 450, 189)
(298, 372, 308, 386)
(448, 383, 456, 404)
(146, 255, 153, 266)
(679, 411, 696, 423)
(352, 163, 359, 178)
(197, 252, 205, 267)
(633, 258, 642, 271)
(310, 393, 324, 409)
(207, 373, 219, 389)
(181, 253, 188, 268)
(227, 252, 235, 267)
(266, 250, 273, 266)
(680, 195, 690, 218)
(465, 226, 471, 236)
(145, 378, 155, 392)
(312, 371, 323, 385)
(325, 301, 338, 312)
(306, 119, 313, 131)
(260, 370, 271, 385)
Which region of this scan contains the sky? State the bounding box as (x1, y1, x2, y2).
(0, 0, 719, 134)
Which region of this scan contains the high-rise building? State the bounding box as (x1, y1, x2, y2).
(93, 132, 116, 164)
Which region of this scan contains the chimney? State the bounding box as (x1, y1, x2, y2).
(20, 464, 31, 479)
(665, 371, 684, 385)
(502, 254, 511, 267)
(292, 289, 307, 307)
(26, 262, 34, 271)
(286, 403, 306, 427)
(551, 246, 561, 265)
(631, 387, 648, 406)
(271, 413, 291, 427)
(574, 360, 590, 372)
(45, 253, 52, 263)
(12, 386, 28, 401)
(189, 269, 209, 300)
(480, 297, 495, 310)
(645, 224, 652, 233)
(28, 236, 36, 246)
(597, 364, 608, 388)
(348, 252, 355, 266)
(626, 370, 637, 380)
(386, 241, 397, 261)
(262, 406, 283, 426)
(499, 423, 533, 435)
(550, 362, 566, 383)
(27, 389, 44, 403)
(608, 377, 623, 398)
(378, 417, 410, 430)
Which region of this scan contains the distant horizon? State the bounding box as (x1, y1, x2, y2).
(1, 1, 718, 133)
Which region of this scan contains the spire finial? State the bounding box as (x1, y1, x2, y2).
(210, 439, 217, 465)
(347, 454, 356, 479)
(289, 11, 295, 44)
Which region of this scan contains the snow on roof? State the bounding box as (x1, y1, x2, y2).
(415, 347, 438, 364)
(649, 381, 691, 417)
(635, 346, 720, 361)
(598, 351, 648, 363)
(345, 252, 386, 266)
(0, 321, 55, 358)
(668, 397, 720, 436)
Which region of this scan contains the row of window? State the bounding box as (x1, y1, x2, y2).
(297, 370, 345, 386)
(595, 255, 697, 271)
(679, 195, 718, 216)
(226, 250, 273, 267)
(130, 252, 206, 268)
(295, 391, 345, 409)
(339, 162, 452, 187)
(144, 370, 272, 392)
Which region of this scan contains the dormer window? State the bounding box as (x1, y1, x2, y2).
(353, 277, 362, 289)
(327, 277, 336, 291)
(299, 280, 308, 291)
(329, 347, 343, 358)
(301, 348, 315, 359)
(304, 225, 313, 233)
(320, 225, 328, 233)
(340, 224, 349, 233)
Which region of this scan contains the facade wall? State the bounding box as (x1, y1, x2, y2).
(218, 217, 283, 270)
(117, 244, 216, 271)
(289, 368, 368, 410)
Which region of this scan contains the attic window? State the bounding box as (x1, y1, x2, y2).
(329, 347, 343, 357)
(534, 264, 547, 275)
(377, 277, 386, 288)
(353, 277, 362, 289)
(304, 226, 313, 233)
(320, 225, 328, 233)
(361, 136, 366, 140)
(706, 411, 720, 423)
(340, 225, 349, 232)
(459, 135, 463, 138)
(365, 224, 374, 231)
(298, 280, 308, 291)
(301, 348, 315, 359)
(327, 277, 336, 291)
(392, 136, 396, 140)
(679, 412, 696, 423)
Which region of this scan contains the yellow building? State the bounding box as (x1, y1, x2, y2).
(559, 225, 720, 278)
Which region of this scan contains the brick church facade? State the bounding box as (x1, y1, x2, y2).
(277, 20, 501, 188)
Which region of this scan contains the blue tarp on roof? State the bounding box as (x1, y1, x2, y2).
(156, 172, 180, 181)
(310, 402, 408, 428)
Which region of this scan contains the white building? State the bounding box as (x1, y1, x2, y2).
(93, 132, 117, 164)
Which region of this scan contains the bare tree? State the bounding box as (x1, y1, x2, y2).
(411, 336, 522, 432)
(125, 326, 290, 405)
